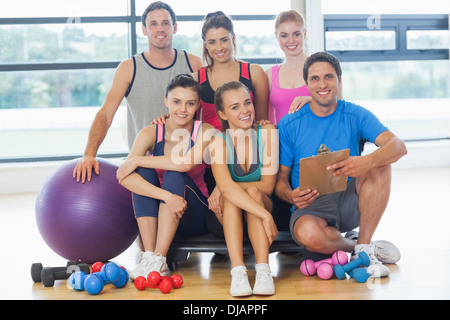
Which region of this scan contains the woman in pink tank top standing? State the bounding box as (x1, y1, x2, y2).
(266, 10, 343, 125)
(266, 10, 311, 125)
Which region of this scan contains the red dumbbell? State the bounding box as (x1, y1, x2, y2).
(134, 276, 170, 293)
(148, 271, 184, 289)
(92, 262, 104, 273)
(169, 274, 184, 289)
(147, 271, 161, 286)
(158, 278, 173, 294)
(134, 272, 183, 293)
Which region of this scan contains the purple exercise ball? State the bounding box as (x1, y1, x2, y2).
(35, 158, 138, 263)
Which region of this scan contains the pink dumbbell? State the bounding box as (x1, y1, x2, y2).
(316, 263, 334, 280)
(300, 250, 348, 279)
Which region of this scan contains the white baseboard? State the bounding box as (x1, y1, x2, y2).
(0, 161, 61, 195)
(0, 158, 123, 195)
(363, 139, 450, 170)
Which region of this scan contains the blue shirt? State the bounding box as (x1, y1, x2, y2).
(278, 100, 388, 190)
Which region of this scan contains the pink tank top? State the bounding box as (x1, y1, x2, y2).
(269, 64, 310, 125)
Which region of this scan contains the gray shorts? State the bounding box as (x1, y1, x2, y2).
(289, 178, 360, 247)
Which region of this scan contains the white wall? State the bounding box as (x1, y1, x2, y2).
(1, 140, 449, 194)
(292, 0, 325, 54)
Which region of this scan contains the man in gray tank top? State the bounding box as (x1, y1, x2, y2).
(126, 49, 195, 148)
(73, 1, 202, 183)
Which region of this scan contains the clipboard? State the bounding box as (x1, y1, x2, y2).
(299, 144, 350, 195)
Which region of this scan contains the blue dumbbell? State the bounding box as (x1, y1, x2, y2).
(334, 251, 370, 280)
(68, 262, 129, 295)
(84, 262, 129, 295)
(349, 268, 370, 283)
(68, 270, 87, 291)
(68, 263, 117, 292)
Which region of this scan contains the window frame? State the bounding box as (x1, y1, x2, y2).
(322, 13, 450, 146)
(1, 6, 450, 162)
(323, 14, 449, 62)
(0, 13, 280, 73)
(0, 1, 280, 163)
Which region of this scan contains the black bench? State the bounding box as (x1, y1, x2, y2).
(165, 193, 306, 268)
(166, 231, 302, 269)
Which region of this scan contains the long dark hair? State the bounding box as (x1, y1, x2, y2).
(201, 11, 236, 69)
(165, 74, 202, 98)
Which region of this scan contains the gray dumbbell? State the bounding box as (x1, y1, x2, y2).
(31, 260, 90, 287)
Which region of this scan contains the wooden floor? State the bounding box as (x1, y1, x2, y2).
(1, 166, 450, 301)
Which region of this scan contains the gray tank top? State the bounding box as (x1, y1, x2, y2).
(125, 49, 193, 149)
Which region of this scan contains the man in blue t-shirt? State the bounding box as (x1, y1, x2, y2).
(275, 52, 407, 278)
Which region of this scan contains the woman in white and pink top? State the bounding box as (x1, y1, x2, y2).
(266, 10, 310, 125)
(266, 10, 342, 125)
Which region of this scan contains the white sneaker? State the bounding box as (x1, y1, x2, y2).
(230, 266, 252, 297)
(130, 251, 154, 280)
(344, 230, 359, 241)
(147, 253, 169, 276)
(345, 231, 401, 264)
(253, 264, 275, 296)
(352, 244, 390, 278)
(372, 240, 401, 264)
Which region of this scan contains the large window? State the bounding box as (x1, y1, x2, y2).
(322, 0, 450, 142)
(0, 0, 290, 162)
(2, 1, 449, 162)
